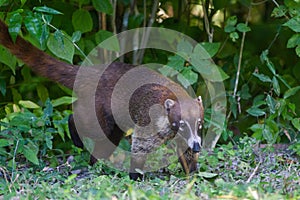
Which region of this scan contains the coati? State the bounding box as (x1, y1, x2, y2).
(0, 19, 204, 180)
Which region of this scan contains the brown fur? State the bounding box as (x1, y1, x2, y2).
(0, 20, 204, 180)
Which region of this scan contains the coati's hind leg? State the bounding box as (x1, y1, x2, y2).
(68, 114, 97, 164)
(68, 115, 124, 164)
(68, 114, 83, 148)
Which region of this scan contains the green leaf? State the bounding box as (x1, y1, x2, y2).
(45, 132, 53, 149)
(194, 43, 220, 59)
(296, 45, 300, 57)
(24, 13, 44, 47)
(167, 55, 185, 71)
(246, 107, 266, 117)
(23, 145, 39, 165)
(11, 88, 22, 103)
(158, 65, 178, 77)
(72, 9, 93, 33)
(283, 17, 300, 32)
(0, 0, 8, 6)
(37, 84, 49, 103)
(72, 31, 81, 43)
(92, 0, 113, 15)
(287, 34, 300, 48)
(0, 79, 6, 96)
(272, 76, 280, 96)
(229, 32, 239, 42)
(262, 126, 273, 144)
(249, 123, 264, 132)
(240, 84, 251, 100)
(266, 94, 276, 114)
(292, 118, 300, 131)
(224, 16, 237, 33)
(177, 68, 198, 88)
(96, 31, 120, 52)
(236, 23, 251, 32)
(0, 46, 17, 73)
(8, 12, 23, 42)
(43, 99, 53, 121)
(284, 85, 300, 99)
(253, 73, 272, 82)
(52, 96, 77, 107)
(0, 139, 12, 147)
(19, 100, 40, 109)
(197, 172, 218, 178)
(271, 5, 287, 17)
(33, 6, 63, 15)
(193, 44, 210, 59)
(47, 32, 75, 63)
(177, 40, 193, 59)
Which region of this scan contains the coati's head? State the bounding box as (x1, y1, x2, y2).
(164, 96, 204, 153)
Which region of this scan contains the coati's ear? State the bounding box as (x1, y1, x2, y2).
(164, 99, 175, 111)
(196, 96, 204, 121)
(196, 96, 202, 104)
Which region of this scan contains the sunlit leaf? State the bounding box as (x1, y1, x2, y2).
(33, 6, 63, 15)
(246, 107, 265, 117)
(52, 96, 77, 107)
(253, 73, 272, 83)
(47, 32, 74, 63)
(284, 85, 300, 99)
(8, 12, 22, 42)
(19, 100, 40, 109)
(23, 145, 39, 165)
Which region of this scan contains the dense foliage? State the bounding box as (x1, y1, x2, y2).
(0, 0, 299, 198)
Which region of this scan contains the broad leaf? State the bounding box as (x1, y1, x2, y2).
(272, 76, 280, 96)
(246, 107, 266, 117)
(92, 0, 113, 15)
(292, 118, 300, 131)
(287, 34, 300, 48)
(47, 32, 75, 63)
(8, 12, 23, 42)
(23, 145, 39, 165)
(284, 17, 300, 32)
(19, 100, 40, 109)
(236, 23, 251, 32)
(33, 6, 63, 15)
(284, 85, 300, 99)
(52, 96, 77, 107)
(0, 46, 17, 73)
(253, 73, 272, 82)
(72, 9, 93, 33)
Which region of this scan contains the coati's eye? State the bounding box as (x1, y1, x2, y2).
(197, 118, 202, 129)
(179, 120, 186, 129)
(172, 122, 177, 127)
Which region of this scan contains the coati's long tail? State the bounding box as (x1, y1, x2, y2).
(0, 20, 78, 89)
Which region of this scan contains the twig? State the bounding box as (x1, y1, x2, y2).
(271, 0, 289, 20)
(226, 5, 252, 121)
(233, 6, 252, 99)
(201, 0, 214, 42)
(136, 0, 159, 64)
(246, 160, 261, 183)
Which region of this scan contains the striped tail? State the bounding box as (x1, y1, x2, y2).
(0, 20, 78, 89)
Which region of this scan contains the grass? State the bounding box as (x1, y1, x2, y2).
(1, 137, 300, 199)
